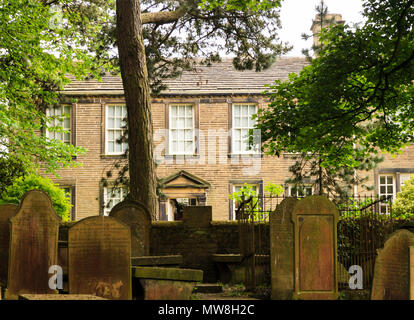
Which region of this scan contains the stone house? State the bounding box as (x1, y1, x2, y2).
(43, 55, 414, 221)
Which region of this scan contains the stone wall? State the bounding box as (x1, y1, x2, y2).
(58, 206, 270, 283)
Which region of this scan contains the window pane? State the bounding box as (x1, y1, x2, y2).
(234, 106, 241, 116)
(63, 118, 70, 129)
(115, 117, 122, 128)
(108, 142, 114, 153)
(234, 129, 241, 140)
(387, 186, 393, 193)
(115, 141, 121, 153)
(380, 176, 385, 184)
(185, 141, 193, 153)
(116, 106, 122, 117)
(249, 105, 256, 115)
(177, 117, 185, 128)
(108, 118, 114, 128)
(185, 106, 192, 116)
(178, 130, 185, 141)
(185, 129, 192, 140)
(185, 117, 192, 128)
(387, 176, 393, 184)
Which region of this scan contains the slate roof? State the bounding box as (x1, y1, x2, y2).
(63, 57, 308, 96)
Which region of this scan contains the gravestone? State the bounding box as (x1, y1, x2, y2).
(68, 216, 131, 300)
(0, 204, 18, 286)
(6, 190, 61, 299)
(109, 200, 151, 257)
(270, 197, 298, 300)
(411, 246, 414, 300)
(292, 195, 339, 300)
(371, 229, 414, 300)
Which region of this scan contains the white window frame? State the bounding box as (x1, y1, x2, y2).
(231, 184, 258, 221)
(378, 174, 396, 214)
(103, 186, 127, 216)
(288, 184, 314, 198)
(106, 105, 128, 155)
(169, 104, 195, 155)
(232, 104, 258, 155)
(46, 105, 71, 144)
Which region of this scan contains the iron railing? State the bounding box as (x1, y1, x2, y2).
(236, 194, 399, 292)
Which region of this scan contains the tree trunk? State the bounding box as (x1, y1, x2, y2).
(116, 0, 158, 218)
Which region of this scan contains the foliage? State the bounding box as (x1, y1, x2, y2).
(264, 182, 284, 197)
(336, 197, 375, 219)
(0, 174, 72, 221)
(0, 0, 97, 175)
(393, 175, 414, 218)
(65, 0, 290, 94)
(229, 182, 283, 220)
(255, 0, 414, 178)
(285, 151, 383, 199)
(0, 157, 26, 195)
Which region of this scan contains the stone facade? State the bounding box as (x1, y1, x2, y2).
(42, 58, 414, 221)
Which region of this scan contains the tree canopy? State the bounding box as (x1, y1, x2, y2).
(114, 0, 289, 215)
(0, 0, 97, 175)
(256, 0, 414, 174)
(61, 0, 290, 93)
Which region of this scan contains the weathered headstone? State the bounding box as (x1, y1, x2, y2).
(68, 216, 131, 300)
(109, 200, 151, 257)
(292, 195, 339, 300)
(371, 229, 414, 300)
(270, 197, 298, 300)
(0, 204, 18, 286)
(6, 190, 61, 299)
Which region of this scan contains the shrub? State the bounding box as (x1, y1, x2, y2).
(0, 174, 71, 221)
(393, 175, 414, 219)
(229, 182, 284, 220)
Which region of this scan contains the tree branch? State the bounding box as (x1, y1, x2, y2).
(141, 4, 188, 25)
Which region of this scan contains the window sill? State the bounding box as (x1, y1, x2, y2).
(282, 153, 301, 158)
(227, 153, 263, 159)
(100, 154, 127, 160)
(164, 154, 201, 159)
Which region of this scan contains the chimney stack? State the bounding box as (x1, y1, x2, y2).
(310, 13, 344, 49)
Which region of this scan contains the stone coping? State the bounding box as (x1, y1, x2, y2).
(132, 266, 203, 282)
(211, 254, 242, 263)
(211, 254, 269, 264)
(18, 294, 107, 300)
(131, 255, 183, 266)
